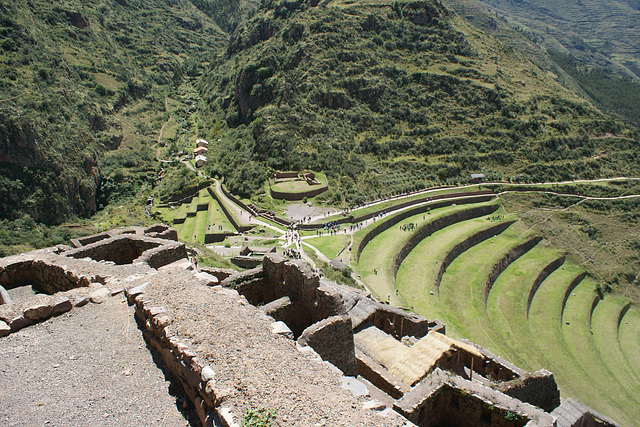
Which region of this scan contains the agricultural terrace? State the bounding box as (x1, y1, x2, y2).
(155, 187, 237, 244)
(352, 192, 639, 427)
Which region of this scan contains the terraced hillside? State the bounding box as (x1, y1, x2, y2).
(355, 197, 639, 426)
(156, 187, 240, 244)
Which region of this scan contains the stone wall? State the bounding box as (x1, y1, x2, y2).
(126, 285, 219, 426)
(355, 349, 410, 399)
(435, 221, 515, 294)
(526, 256, 565, 317)
(0, 260, 91, 295)
(483, 237, 543, 307)
(351, 195, 497, 257)
(65, 235, 186, 269)
(393, 204, 500, 278)
(206, 187, 253, 234)
(230, 255, 263, 269)
(270, 183, 328, 201)
(159, 181, 212, 205)
(497, 369, 560, 412)
(394, 369, 555, 427)
(298, 315, 357, 376)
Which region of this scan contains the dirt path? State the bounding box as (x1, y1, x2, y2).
(0, 295, 191, 427)
(157, 113, 172, 145)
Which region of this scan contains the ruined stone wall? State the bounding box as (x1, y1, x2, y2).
(127, 286, 219, 426)
(395, 370, 554, 427)
(393, 204, 500, 278)
(66, 237, 158, 265)
(526, 257, 565, 317)
(371, 308, 432, 339)
(298, 315, 357, 376)
(483, 237, 543, 307)
(270, 184, 328, 201)
(0, 260, 91, 295)
(497, 370, 560, 412)
(143, 244, 188, 269)
(435, 221, 514, 294)
(230, 255, 263, 269)
(234, 277, 270, 306)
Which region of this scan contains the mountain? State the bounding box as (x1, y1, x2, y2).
(0, 0, 229, 224)
(0, 0, 638, 226)
(454, 0, 640, 123)
(198, 0, 639, 203)
(470, 0, 640, 77)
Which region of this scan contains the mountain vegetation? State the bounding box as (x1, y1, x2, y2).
(0, 0, 228, 226)
(198, 0, 639, 204)
(464, 0, 640, 123)
(0, 0, 638, 250)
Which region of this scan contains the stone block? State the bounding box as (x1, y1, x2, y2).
(90, 287, 111, 304)
(53, 297, 73, 315)
(194, 271, 219, 286)
(126, 282, 148, 302)
(10, 315, 31, 332)
(201, 365, 216, 382)
(271, 321, 294, 339)
(0, 320, 10, 337)
(24, 303, 53, 321)
(74, 295, 89, 307)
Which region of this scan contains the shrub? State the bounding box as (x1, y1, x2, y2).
(242, 408, 277, 427)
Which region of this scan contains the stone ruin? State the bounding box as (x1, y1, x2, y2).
(0, 225, 621, 427)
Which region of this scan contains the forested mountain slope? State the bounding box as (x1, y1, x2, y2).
(198, 0, 640, 203)
(0, 0, 228, 224)
(0, 0, 638, 227)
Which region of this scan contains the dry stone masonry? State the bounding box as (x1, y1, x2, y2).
(0, 225, 620, 427)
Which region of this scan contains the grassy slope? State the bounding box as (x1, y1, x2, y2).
(466, 0, 640, 75)
(354, 186, 639, 424)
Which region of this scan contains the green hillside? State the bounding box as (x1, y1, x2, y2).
(462, 0, 640, 123)
(0, 0, 228, 224)
(198, 0, 640, 204)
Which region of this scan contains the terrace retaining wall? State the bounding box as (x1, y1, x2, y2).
(435, 221, 515, 295)
(393, 204, 500, 278)
(483, 237, 543, 307)
(561, 273, 587, 320)
(526, 256, 565, 318)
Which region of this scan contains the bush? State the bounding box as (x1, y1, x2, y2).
(242, 408, 277, 427)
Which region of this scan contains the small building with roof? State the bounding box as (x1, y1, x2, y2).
(470, 173, 485, 184)
(195, 154, 207, 168)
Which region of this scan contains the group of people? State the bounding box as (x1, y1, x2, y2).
(487, 215, 505, 222)
(322, 221, 341, 235)
(400, 222, 417, 232)
(284, 248, 301, 259)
